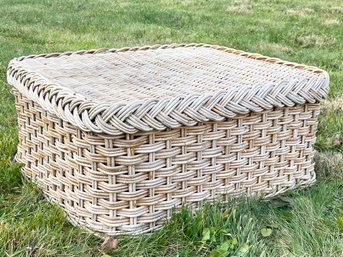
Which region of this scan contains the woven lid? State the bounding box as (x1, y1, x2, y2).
(7, 43, 329, 135)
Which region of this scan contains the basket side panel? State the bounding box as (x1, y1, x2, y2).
(14, 89, 320, 235)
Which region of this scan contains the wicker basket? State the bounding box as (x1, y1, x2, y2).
(7, 43, 329, 235)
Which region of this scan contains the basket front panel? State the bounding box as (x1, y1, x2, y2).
(14, 89, 319, 235)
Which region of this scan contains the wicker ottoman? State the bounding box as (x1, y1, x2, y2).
(7, 43, 329, 235)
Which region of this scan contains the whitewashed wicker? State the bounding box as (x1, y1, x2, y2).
(7, 43, 329, 235)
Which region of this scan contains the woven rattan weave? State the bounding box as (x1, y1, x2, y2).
(7, 43, 329, 235)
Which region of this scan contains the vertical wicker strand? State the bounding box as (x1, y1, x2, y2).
(57, 118, 65, 206)
(196, 132, 203, 208)
(223, 127, 230, 202)
(247, 116, 254, 196)
(291, 109, 299, 187)
(299, 105, 307, 185)
(76, 129, 85, 226)
(26, 100, 33, 178)
(89, 133, 98, 226)
(269, 114, 278, 196)
(277, 108, 288, 197)
(148, 132, 156, 230)
(127, 134, 137, 231)
(165, 135, 172, 219)
(181, 127, 187, 204)
(211, 123, 218, 199)
(105, 138, 117, 234)
(236, 118, 243, 194)
(309, 105, 318, 182)
(262, 112, 274, 196)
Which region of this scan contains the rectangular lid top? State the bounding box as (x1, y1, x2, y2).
(8, 43, 329, 135)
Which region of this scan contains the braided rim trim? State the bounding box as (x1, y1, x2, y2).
(7, 43, 330, 135)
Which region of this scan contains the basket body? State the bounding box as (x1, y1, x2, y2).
(14, 89, 319, 235)
(8, 44, 329, 235)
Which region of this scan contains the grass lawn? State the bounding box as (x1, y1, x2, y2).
(1, 0, 343, 256)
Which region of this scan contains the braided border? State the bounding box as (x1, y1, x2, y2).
(7, 43, 330, 135)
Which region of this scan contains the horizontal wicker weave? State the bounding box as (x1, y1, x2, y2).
(8, 43, 329, 235)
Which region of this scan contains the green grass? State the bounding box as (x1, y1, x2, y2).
(0, 0, 343, 256)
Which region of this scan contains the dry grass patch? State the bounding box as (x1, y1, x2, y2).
(259, 43, 293, 54)
(315, 152, 343, 179)
(317, 95, 343, 151)
(323, 7, 343, 14)
(232, 0, 251, 3)
(286, 8, 314, 17)
(321, 95, 343, 112)
(226, 5, 252, 14)
(296, 35, 336, 48)
(226, 0, 252, 14)
(323, 18, 340, 26)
